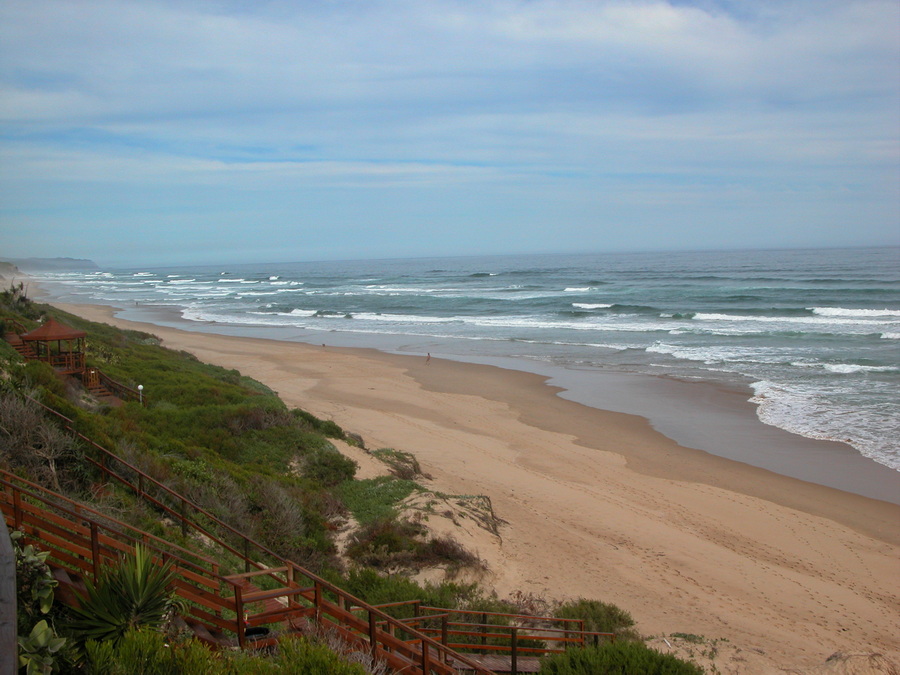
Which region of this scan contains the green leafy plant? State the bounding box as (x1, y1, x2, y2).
(18, 619, 68, 675)
(11, 530, 72, 673)
(12, 530, 58, 625)
(67, 544, 179, 644)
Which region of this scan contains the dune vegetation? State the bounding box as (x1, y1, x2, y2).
(2, 285, 702, 674)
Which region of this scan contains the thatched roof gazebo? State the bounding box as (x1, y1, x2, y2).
(21, 318, 87, 375)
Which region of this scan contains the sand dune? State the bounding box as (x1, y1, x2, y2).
(51, 302, 900, 673)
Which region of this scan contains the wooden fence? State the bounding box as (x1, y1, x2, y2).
(5, 398, 498, 674)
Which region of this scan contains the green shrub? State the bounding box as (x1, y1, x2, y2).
(85, 629, 368, 675)
(338, 476, 419, 524)
(11, 530, 58, 632)
(346, 517, 423, 567)
(274, 635, 368, 675)
(539, 641, 704, 675)
(12, 530, 73, 674)
(292, 409, 344, 438)
(21, 360, 66, 397)
(554, 598, 636, 638)
(302, 445, 357, 486)
(85, 628, 219, 674)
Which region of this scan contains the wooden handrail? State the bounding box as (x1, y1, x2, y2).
(2, 318, 29, 335)
(95, 369, 144, 404)
(420, 605, 587, 625)
(30, 396, 274, 575)
(13, 396, 498, 674)
(0, 471, 220, 576)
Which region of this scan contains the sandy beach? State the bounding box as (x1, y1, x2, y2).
(50, 301, 900, 673)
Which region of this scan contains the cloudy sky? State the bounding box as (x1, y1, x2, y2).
(1, 0, 898, 267)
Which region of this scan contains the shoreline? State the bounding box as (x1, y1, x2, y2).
(86, 296, 900, 505)
(39, 298, 900, 670)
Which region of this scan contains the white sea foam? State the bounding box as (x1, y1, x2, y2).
(810, 307, 900, 318)
(34, 249, 900, 481)
(694, 312, 889, 325)
(822, 364, 899, 374)
(750, 380, 900, 471)
(352, 312, 460, 324)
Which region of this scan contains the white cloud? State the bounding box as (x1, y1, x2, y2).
(0, 0, 897, 262)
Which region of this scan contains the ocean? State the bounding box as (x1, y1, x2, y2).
(31, 247, 900, 485)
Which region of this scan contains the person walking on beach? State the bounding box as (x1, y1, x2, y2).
(426, 353, 431, 365)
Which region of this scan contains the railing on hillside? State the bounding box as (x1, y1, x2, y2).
(89, 368, 147, 405)
(30, 395, 279, 574)
(363, 601, 616, 668)
(2, 318, 29, 335)
(1, 471, 230, 633)
(11, 397, 497, 674)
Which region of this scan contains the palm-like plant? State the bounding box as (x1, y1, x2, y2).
(68, 544, 178, 644)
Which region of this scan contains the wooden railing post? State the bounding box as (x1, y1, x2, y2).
(314, 582, 322, 623)
(421, 638, 431, 674)
(441, 614, 449, 661)
(234, 585, 245, 649)
(90, 522, 101, 581)
(243, 539, 251, 573)
(286, 565, 296, 608)
(481, 612, 488, 650)
(368, 611, 378, 660)
(12, 490, 22, 528)
(511, 626, 518, 675)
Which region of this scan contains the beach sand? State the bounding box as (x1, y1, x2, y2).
(50, 302, 900, 673)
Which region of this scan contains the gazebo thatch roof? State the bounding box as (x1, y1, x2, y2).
(21, 318, 87, 342)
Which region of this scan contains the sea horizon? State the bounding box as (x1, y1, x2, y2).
(27, 246, 900, 503)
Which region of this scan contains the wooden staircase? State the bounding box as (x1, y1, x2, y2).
(1, 396, 503, 674)
(80, 368, 122, 406)
(3, 330, 36, 360)
(5, 397, 615, 673)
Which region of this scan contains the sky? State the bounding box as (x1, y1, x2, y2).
(1, 0, 898, 267)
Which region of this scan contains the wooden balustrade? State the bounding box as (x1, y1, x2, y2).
(6, 397, 497, 674)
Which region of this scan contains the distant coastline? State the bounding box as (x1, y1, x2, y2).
(28, 248, 900, 504)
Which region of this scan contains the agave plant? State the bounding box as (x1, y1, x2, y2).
(67, 543, 179, 644)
